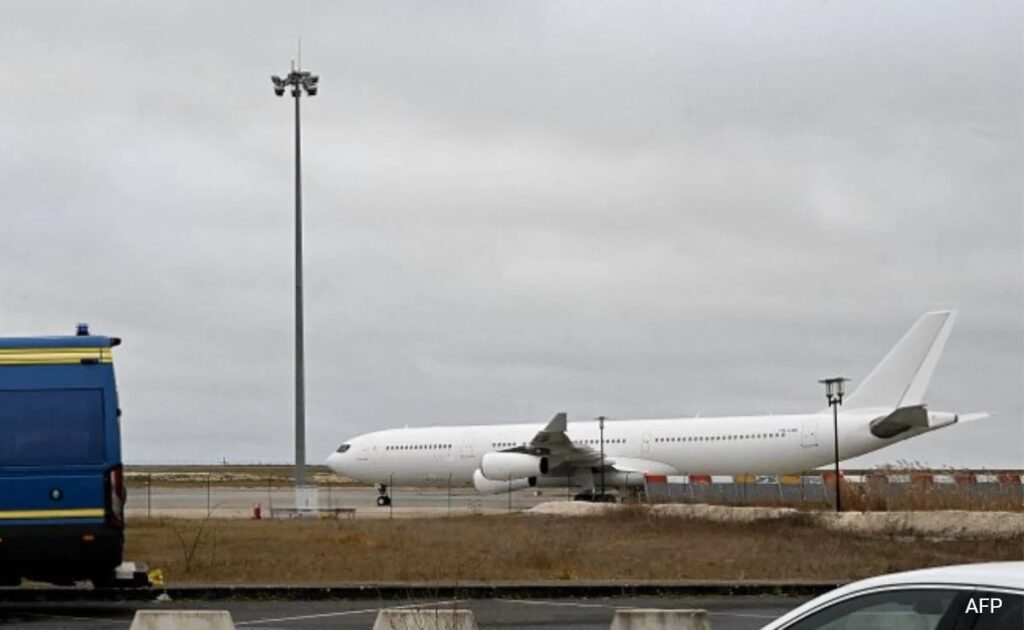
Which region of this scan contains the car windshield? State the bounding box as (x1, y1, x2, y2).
(0, 389, 106, 466)
(785, 588, 961, 630)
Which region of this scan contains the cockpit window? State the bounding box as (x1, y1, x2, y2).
(336, 444, 351, 453)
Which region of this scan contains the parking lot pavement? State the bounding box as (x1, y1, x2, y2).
(0, 595, 805, 629)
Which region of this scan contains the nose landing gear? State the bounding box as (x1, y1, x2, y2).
(375, 483, 392, 507)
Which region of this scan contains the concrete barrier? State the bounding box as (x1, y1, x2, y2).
(610, 609, 711, 630)
(129, 610, 235, 630)
(373, 608, 479, 630)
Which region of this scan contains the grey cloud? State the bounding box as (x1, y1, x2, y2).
(1, 1, 1020, 468)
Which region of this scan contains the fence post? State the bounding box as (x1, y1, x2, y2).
(147, 473, 152, 518)
(389, 473, 393, 520)
(206, 471, 211, 517)
(447, 473, 452, 517)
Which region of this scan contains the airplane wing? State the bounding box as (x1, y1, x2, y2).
(527, 412, 573, 450)
(478, 412, 677, 493)
(517, 412, 674, 473)
(518, 412, 602, 466)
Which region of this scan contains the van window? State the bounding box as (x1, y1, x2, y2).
(0, 389, 106, 466)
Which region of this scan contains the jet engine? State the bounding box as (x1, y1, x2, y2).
(480, 452, 549, 481)
(473, 469, 536, 494)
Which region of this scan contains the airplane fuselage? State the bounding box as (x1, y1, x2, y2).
(327, 409, 939, 487)
(326, 312, 976, 497)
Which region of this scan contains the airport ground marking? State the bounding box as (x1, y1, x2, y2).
(709, 611, 780, 619)
(20, 611, 122, 624)
(496, 599, 634, 610)
(234, 599, 459, 626)
(497, 598, 780, 619)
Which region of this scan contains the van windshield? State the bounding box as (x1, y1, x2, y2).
(0, 389, 106, 466)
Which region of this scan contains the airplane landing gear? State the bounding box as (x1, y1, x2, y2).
(375, 484, 392, 507)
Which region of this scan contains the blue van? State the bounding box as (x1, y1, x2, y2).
(0, 325, 126, 586)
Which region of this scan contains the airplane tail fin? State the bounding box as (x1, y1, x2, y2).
(844, 311, 957, 409)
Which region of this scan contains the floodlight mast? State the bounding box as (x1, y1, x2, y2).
(271, 64, 318, 490)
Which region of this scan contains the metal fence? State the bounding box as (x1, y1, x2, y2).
(644, 472, 1024, 509)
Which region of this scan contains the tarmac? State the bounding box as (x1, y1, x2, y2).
(0, 595, 809, 629)
(125, 486, 553, 519)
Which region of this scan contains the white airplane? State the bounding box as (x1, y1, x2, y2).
(326, 311, 988, 505)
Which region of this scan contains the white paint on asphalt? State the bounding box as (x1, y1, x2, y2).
(497, 599, 630, 610)
(234, 600, 459, 626)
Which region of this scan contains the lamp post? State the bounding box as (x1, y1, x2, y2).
(597, 415, 606, 499)
(271, 64, 319, 490)
(818, 377, 849, 513)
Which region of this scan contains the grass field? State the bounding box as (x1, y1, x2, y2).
(126, 510, 1021, 585)
(125, 465, 356, 488)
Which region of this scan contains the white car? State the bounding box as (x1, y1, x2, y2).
(761, 562, 1023, 630)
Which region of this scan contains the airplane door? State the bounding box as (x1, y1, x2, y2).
(460, 434, 476, 459)
(800, 417, 818, 448)
(641, 431, 651, 454)
(357, 442, 370, 460)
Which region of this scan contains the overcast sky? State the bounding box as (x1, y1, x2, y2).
(2, 2, 1021, 468)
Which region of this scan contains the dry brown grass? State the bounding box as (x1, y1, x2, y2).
(125, 465, 356, 489)
(839, 482, 1023, 512)
(678, 479, 1022, 512)
(125, 512, 1022, 586)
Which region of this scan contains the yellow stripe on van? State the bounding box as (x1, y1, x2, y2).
(0, 508, 105, 520)
(0, 347, 112, 365)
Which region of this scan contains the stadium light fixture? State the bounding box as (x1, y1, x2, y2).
(271, 62, 319, 493)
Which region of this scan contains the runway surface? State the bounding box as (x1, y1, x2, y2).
(0, 595, 806, 629)
(125, 486, 554, 518)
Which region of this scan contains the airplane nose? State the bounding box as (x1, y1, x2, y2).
(325, 452, 344, 474)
